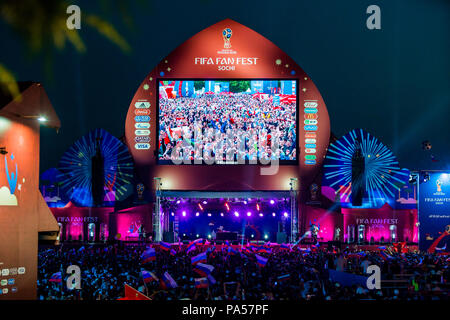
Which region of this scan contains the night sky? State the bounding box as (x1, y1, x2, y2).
(0, 0, 449, 174)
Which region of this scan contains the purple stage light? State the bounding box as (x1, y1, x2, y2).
(234, 211, 239, 217)
(220, 212, 224, 217)
(171, 212, 174, 216)
(203, 200, 207, 204)
(182, 211, 186, 217)
(195, 212, 200, 217)
(176, 200, 181, 204)
(207, 213, 212, 217)
(270, 199, 275, 204)
(243, 200, 247, 204)
(247, 212, 252, 217)
(272, 212, 276, 217)
(259, 213, 263, 217)
(283, 212, 288, 218)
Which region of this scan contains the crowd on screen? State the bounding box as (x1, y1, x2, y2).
(37, 242, 449, 300)
(158, 93, 297, 162)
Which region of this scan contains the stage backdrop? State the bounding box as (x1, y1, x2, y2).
(125, 19, 331, 194)
(418, 171, 450, 252)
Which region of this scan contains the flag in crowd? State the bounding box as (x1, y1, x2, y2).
(277, 274, 291, 282)
(193, 263, 214, 276)
(257, 246, 272, 254)
(141, 247, 156, 264)
(255, 254, 269, 267)
(186, 242, 196, 253)
(49, 272, 62, 283)
(255, 254, 268, 267)
(142, 270, 159, 283)
(161, 271, 178, 289)
(191, 252, 207, 265)
(186, 241, 198, 254)
(207, 274, 216, 285)
(378, 250, 393, 261)
(242, 247, 253, 256)
(228, 246, 238, 255)
(160, 241, 172, 251)
(194, 277, 209, 288)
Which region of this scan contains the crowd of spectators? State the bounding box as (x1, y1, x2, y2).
(37, 242, 449, 301)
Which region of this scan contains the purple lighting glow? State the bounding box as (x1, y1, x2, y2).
(195, 212, 200, 217)
(247, 212, 252, 217)
(182, 211, 186, 217)
(283, 212, 288, 218)
(272, 212, 276, 217)
(270, 199, 275, 204)
(234, 211, 239, 217)
(259, 213, 263, 217)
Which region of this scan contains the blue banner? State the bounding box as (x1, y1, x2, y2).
(251, 80, 264, 93)
(280, 80, 295, 95)
(217, 81, 229, 92)
(205, 81, 215, 92)
(418, 171, 450, 252)
(273, 95, 280, 106)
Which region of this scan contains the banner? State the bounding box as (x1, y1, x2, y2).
(418, 171, 450, 252)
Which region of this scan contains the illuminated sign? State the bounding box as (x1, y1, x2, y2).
(419, 172, 450, 252)
(135, 101, 151, 108)
(135, 109, 150, 116)
(135, 122, 150, 129)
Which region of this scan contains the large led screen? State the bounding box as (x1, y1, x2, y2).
(158, 80, 298, 164)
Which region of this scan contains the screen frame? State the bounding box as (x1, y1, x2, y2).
(156, 78, 300, 165)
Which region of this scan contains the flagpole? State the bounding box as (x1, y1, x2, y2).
(60, 263, 64, 299)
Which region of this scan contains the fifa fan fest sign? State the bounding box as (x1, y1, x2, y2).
(194, 57, 259, 71)
(418, 171, 450, 252)
(125, 19, 331, 192)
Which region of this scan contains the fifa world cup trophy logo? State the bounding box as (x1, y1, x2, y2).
(222, 28, 232, 49)
(436, 179, 442, 192)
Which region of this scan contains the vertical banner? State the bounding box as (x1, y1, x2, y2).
(273, 95, 280, 106)
(418, 171, 450, 252)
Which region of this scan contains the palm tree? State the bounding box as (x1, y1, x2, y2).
(0, 0, 136, 98)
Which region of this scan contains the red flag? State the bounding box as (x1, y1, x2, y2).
(118, 284, 151, 300)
